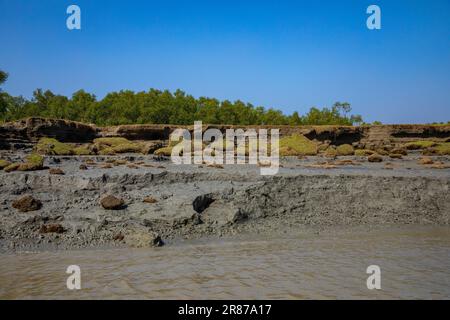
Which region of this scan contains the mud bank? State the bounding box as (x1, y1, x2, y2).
(0, 154, 449, 252)
(1, 117, 449, 150)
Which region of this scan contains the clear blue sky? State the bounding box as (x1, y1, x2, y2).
(1, 0, 449, 124)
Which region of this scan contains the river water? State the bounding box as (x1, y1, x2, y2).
(1, 226, 449, 299)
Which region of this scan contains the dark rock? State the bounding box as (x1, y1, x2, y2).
(389, 153, 403, 159)
(193, 194, 215, 213)
(39, 224, 65, 234)
(12, 195, 42, 212)
(100, 195, 125, 210)
(49, 168, 65, 175)
(368, 154, 383, 163)
(125, 230, 164, 248)
(113, 233, 124, 241)
(143, 196, 157, 204)
(391, 148, 408, 156)
(79, 164, 88, 170)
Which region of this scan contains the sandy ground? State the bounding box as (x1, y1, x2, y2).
(0, 151, 449, 253)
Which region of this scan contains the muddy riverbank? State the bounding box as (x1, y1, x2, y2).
(0, 152, 449, 253)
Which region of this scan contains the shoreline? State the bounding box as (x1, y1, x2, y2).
(1, 153, 449, 253)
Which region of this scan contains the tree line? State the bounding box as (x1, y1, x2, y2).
(0, 70, 363, 126)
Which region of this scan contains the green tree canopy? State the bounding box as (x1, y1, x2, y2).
(0, 72, 363, 126)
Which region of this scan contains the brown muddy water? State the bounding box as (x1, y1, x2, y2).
(1, 226, 449, 299)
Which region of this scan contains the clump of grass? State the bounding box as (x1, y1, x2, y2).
(4, 163, 20, 172)
(0, 159, 12, 169)
(94, 137, 131, 148)
(355, 149, 375, 156)
(26, 154, 44, 166)
(98, 147, 116, 155)
(73, 145, 93, 155)
(154, 146, 173, 156)
(432, 142, 450, 155)
(4, 153, 44, 172)
(94, 137, 143, 155)
(279, 134, 318, 156)
(154, 134, 188, 156)
(324, 146, 338, 158)
(404, 140, 437, 150)
(35, 138, 74, 155)
(336, 144, 354, 156)
(112, 143, 143, 153)
(317, 144, 329, 152)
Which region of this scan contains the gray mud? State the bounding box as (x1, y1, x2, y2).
(0, 152, 449, 252)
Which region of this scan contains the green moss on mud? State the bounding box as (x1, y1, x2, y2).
(36, 138, 74, 155)
(279, 134, 318, 156)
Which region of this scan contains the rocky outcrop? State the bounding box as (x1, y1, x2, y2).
(12, 195, 42, 212)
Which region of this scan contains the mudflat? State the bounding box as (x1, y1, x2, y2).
(0, 151, 449, 253)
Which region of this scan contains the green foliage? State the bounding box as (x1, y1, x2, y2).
(0, 71, 8, 85)
(0, 70, 10, 118)
(0, 73, 364, 125)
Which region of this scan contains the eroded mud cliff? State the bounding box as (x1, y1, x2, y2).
(1, 118, 449, 150)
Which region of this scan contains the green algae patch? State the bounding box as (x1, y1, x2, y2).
(36, 138, 74, 155)
(404, 140, 438, 150)
(336, 144, 354, 156)
(279, 134, 318, 156)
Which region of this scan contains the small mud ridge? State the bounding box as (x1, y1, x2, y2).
(0, 153, 449, 252)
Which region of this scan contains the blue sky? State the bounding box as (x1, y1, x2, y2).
(0, 0, 449, 124)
